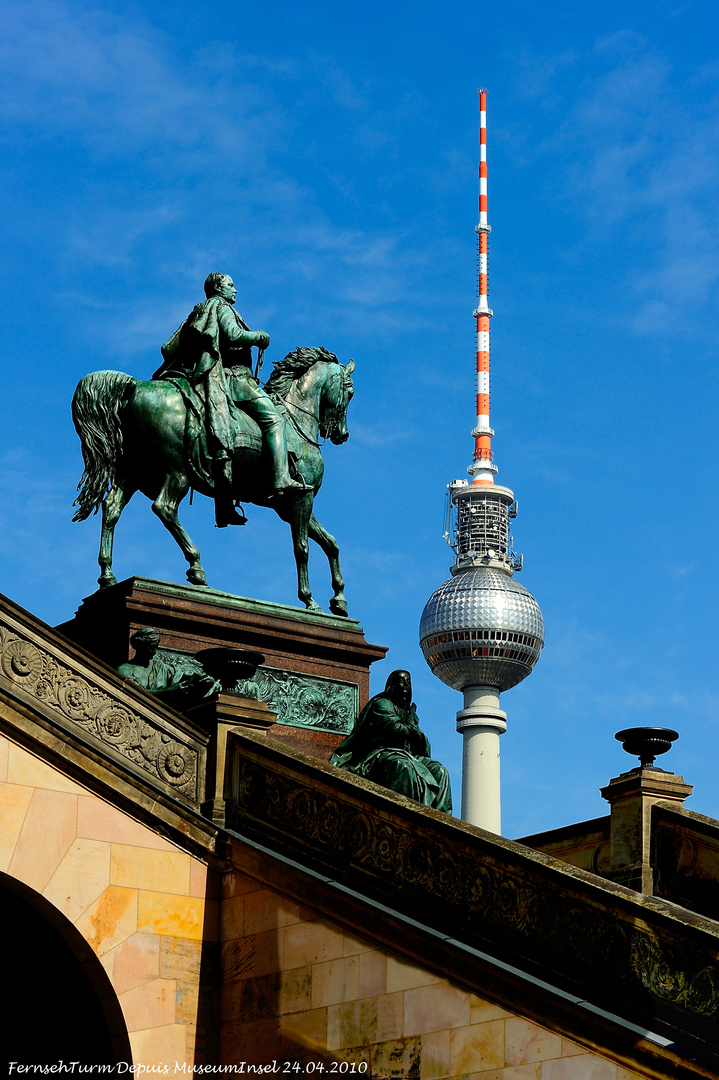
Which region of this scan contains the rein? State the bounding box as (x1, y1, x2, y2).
(284, 399, 323, 447)
(281, 368, 346, 447)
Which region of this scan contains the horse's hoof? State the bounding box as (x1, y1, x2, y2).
(330, 598, 348, 618)
(97, 574, 117, 590)
(187, 569, 209, 587)
(304, 600, 323, 614)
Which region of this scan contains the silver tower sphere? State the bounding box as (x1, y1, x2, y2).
(419, 565, 544, 693)
(419, 480, 544, 692)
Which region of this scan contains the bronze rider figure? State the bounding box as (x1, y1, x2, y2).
(154, 272, 307, 527)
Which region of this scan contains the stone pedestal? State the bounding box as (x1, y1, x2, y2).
(57, 576, 387, 760)
(601, 766, 693, 893)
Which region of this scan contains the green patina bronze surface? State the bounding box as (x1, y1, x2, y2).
(72, 272, 355, 617)
(152, 645, 357, 734)
(117, 629, 216, 711)
(234, 667, 357, 733)
(330, 670, 452, 813)
(154, 272, 303, 525)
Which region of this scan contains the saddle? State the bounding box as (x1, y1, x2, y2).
(162, 376, 290, 493)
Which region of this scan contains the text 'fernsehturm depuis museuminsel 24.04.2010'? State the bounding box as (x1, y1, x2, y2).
(419, 91, 544, 834)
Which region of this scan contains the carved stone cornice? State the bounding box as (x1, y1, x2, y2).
(227, 732, 719, 1065)
(0, 597, 205, 805)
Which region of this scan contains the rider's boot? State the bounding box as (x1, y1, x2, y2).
(213, 456, 247, 528)
(265, 420, 311, 497)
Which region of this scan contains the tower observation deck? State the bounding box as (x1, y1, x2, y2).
(419, 91, 544, 833)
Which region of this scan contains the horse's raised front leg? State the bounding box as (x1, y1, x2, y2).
(98, 479, 136, 589)
(151, 472, 208, 587)
(276, 495, 322, 613)
(308, 512, 348, 617)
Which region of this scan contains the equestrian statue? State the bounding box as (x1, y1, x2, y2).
(72, 272, 355, 617)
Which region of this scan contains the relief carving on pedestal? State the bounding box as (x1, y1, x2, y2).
(156, 646, 358, 734)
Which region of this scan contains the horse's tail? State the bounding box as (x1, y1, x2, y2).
(72, 370, 137, 521)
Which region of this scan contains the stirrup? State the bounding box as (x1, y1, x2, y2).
(215, 500, 247, 528)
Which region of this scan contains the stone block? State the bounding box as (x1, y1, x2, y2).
(240, 967, 312, 1021)
(9, 788, 77, 892)
(370, 1036, 421, 1079)
(0, 783, 34, 871)
(77, 796, 176, 850)
(221, 1018, 281, 1066)
(342, 929, 376, 956)
(129, 1022, 187, 1069)
(358, 951, 386, 998)
(222, 869, 261, 898)
(312, 955, 360, 1008)
(76, 884, 139, 956)
(221, 936, 256, 983)
(404, 982, 471, 1037)
(469, 994, 513, 1024)
(104, 932, 161, 995)
(137, 891, 205, 941)
(284, 917, 345, 967)
(7, 741, 86, 794)
(387, 955, 442, 993)
(500, 1066, 542, 1080)
(420, 1029, 450, 1078)
(448, 1020, 504, 1075)
(254, 927, 285, 975)
(561, 1038, 590, 1057)
(542, 1057, 617, 1080)
(327, 1004, 342, 1051)
(281, 1006, 328, 1053)
(505, 1017, 562, 1065)
(111, 843, 191, 895)
(159, 936, 205, 981)
(119, 977, 177, 1031)
(341, 992, 404, 1048)
(44, 837, 110, 922)
(244, 887, 303, 934)
(220, 893, 244, 941)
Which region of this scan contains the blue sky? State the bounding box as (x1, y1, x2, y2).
(1, 0, 719, 837)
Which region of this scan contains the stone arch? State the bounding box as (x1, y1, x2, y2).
(0, 872, 132, 1066)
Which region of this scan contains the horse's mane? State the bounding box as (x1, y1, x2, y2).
(264, 346, 338, 401)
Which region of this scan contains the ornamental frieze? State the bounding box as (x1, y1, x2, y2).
(0, 624, 199, 800)
(230, 749, 719, 1032)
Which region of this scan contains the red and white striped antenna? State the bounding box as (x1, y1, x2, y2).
(470, 88, 498, 487)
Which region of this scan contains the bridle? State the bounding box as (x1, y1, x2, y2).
(283, 366, 351, 447)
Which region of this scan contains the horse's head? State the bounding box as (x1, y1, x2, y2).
(266, 347, 354, 445)
(320, 358, 354, 444)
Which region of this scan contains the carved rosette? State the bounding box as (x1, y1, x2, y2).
(231, 753, 719, 1029)
(0, 628, 198, 800)
(2, 639, 44, 687)
(157, 740, 195, 787)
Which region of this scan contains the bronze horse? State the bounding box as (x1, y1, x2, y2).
(72, 347, 355, 616)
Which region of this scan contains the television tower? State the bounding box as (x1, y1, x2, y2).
(419, 91, 544, 833)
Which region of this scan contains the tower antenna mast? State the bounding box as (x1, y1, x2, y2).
(471, 88, 497, 486)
